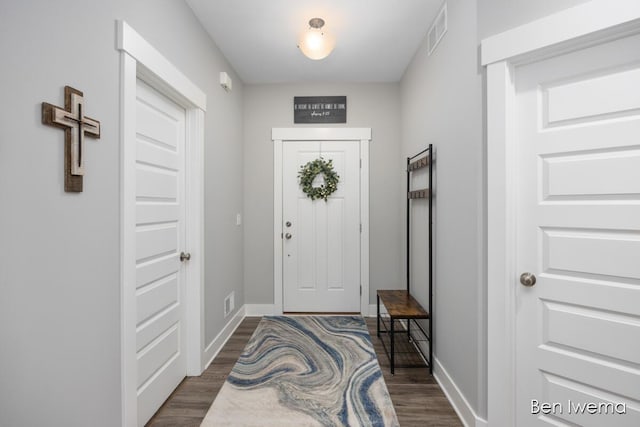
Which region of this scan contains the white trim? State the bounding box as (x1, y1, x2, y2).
(272, 127, 371, 141)
(481, 5, 640, 427)
(117, 21, 206, 110)
(272, 128, 371, 316)
(367, 304, 377, 317)
(486, 60, 517, 427)
(433, 358, 488, 427)
(118, 20, 206, 427)
(481, 0, 640, 65)
(273, 139, 284, 315)
(245, 304, 276, 316)
(120, 52, 137, 427)
(185, 108, 205, 375)
(360, 140, 370, 315)
(367, 303, 388, 318)
(203, 306, 246, 370)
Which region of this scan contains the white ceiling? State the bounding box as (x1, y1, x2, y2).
(186, 0, 442, 84)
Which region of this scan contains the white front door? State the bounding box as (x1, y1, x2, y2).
(135, 79, 187, 426)
(514, 34, 640, 425)
(282, 141, 361, 312)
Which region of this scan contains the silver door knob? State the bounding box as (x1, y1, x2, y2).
(520, 272, 536, 287)
(180, 252, 191, 262)
(285, 233, 292, 240)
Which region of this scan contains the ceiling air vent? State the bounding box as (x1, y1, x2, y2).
(427, 3, 447, 55)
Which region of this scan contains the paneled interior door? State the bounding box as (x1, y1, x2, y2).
(282, 141, 361, 312)
(514, 33, 640, 426)
(135, 79, 187, 426)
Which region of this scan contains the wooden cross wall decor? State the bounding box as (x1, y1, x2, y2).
(42, 86, 101, 192)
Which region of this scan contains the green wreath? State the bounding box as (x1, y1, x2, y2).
(298, 157, 340, 201)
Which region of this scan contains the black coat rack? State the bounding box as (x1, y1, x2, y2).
(377, 144, 433, 375)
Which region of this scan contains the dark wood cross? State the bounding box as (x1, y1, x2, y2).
(42, 86, 101, 192)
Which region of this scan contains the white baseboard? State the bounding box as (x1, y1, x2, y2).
(367, 303, 388, 317)
(367, 304, 376, 317)
(244, 304, 275, 316)
(244, 304, 376, 317)
(369, 304, 486, 426)
(433, 357, 488, 427)
(202, 306, 246, 371)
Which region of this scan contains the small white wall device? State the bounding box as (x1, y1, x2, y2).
(220, 71, 232, 92)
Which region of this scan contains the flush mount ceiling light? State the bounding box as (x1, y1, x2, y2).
(298, 17, 336, 60)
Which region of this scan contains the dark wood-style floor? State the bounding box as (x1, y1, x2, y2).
(147, 317, 462, 426)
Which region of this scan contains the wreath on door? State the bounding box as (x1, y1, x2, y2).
(298, 158, 340, 201)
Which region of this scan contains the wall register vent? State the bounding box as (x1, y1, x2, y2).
(428, 3, 447, 55)
(224, 292, 235, 317)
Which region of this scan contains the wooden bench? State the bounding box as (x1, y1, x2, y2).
(376, 290, 430, 374)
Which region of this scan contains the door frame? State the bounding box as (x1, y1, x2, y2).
(481, 4, 640, 426)
(272, 128, 371, 315)
(117, 21, 206, 427)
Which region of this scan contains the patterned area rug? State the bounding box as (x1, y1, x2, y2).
(201, 316, 399, 426)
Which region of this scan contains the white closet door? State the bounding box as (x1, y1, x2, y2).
(135, 79, 187, 426)
(514, 33, 640, 426)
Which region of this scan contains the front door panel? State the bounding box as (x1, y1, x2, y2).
(282, 141, 360, 312)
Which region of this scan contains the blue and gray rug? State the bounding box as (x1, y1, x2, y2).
(201, 316, 399, 426)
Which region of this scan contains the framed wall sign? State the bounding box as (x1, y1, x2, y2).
(294, 96, 347, 124)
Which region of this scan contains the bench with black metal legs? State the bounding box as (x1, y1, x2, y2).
(376, 290, 430, 375)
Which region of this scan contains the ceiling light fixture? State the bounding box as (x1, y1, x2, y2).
(298, 17, 335, 60)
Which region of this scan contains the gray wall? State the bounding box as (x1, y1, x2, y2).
(400, 0, 595, 421)
(401, 0, 484, 418)
(243, 83, 403, 306)
(0, 0, 597, 425)
(0, 1, 244, 426)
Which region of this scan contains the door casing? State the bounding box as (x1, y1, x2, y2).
(118, 21, 206, 427)
(482, 4, 640, 426)
(272, 128, 371, 316)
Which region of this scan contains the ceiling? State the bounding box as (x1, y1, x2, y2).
(186, 0, 442, 84)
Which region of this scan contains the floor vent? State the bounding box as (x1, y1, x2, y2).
(428, 3, 448, 56)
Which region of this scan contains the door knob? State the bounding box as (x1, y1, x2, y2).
(520, 272, 536, 287)
(285, 233, 292, 240)
(286, 221, 292, 227)
(180, 252, 191, 262)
